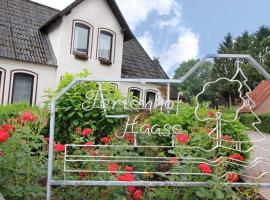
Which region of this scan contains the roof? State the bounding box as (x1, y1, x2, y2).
(122, 39, 168, 79)
(240, 80, 270, 112)
(40, 0, 134, 41)
(0, 0, 168, 79)
(0, 0, 58, 65)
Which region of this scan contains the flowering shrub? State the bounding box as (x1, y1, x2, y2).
(0, 107, 48, 199)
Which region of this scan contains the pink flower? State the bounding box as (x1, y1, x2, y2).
(84, 141, 94, 150)
(116, 173, 135, 182)
(176, 134, 188, 144)
(169, 157, 177, 165)
(100, 137, 110, 144)
(1, 124, 16, 133)
(198, 163, 212, 174)
(75, 127, 81, 133)
(0, 130, 10, 143)
(124, 166, 133, 172)
(229, 154, 244, 162)
(127, 186, 136, 193)
(21, 112, 37, 122)
(54, 144, 65, 152)
(82, 128, 93, 137)
(133, 189, 143, 200)
(109, 163, 120, 174)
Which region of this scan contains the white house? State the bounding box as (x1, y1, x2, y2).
(0, 0, 168, 105)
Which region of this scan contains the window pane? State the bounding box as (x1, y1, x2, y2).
(146, 92, 156, 104)
(130, 89, 141, 100)
(99, 32, 112, 59)
(12, 73, 34, 104)
(74, 24, 89, 53)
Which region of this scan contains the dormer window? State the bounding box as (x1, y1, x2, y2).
(72, 21, 92, 59)
(98, 29, 115, 65)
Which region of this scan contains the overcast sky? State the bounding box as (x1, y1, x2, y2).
(32, 0, 270, 76)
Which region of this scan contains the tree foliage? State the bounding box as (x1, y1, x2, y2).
(173, 26, 270, 107)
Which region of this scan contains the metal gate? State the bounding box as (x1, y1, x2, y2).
(46, 54, 270, 200)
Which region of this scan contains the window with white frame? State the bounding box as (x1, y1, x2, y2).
(145, 90, 157, 105)
(73, 22, 91, 55)
(0, 69, 3, 103)
(98, 30, 113, 61)
(11, 73, 35, 104)
(129, 88, 142, 100)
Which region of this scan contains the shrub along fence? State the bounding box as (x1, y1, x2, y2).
(240, 113, 270, 134)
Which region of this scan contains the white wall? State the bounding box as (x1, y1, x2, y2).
(47, 0, 124, 83)
(0, 58, 57, 105)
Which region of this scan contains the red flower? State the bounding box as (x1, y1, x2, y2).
(75, 127, 81, 133)
(44, 137, 50, 143)
(133, 189, 143, 200)
(229, 154, 244, 162)
(109, 163, 120, 174)
(207, 111, 215, 117)
(226, 172, 239, 182)
(127, 186, 136, 193)
(82, 128, 93, 137)
(21, 112, 37, 122)
(125, 133, 135, 144)
(0, 131, 10, 143)
(176, 134, 188, 144)
(116, 173, 135, 182)
(124, 166, 133, 172)
(0, 151, 4, 157)
(198, 163, 212, 174)
(1, 124, 16, 133)
(80, 171, 87, 178)
(54, 144, 65, 152)
(100, 137, 110, 144)
(84, 141, 94, 150)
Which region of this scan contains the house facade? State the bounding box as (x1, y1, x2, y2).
(0, 0, 168, 105)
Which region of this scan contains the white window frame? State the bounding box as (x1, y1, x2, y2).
(9, 70, 38, 105)
(72, 20, 93, 57)
(97, 28, 116, 62)
(0, 67, 6, 104)
(145, 89, 158, 106)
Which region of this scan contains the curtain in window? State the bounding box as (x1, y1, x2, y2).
(12, 73, 34, 104)
(99, 32, 112, 60)
(74, 24, 89, 53)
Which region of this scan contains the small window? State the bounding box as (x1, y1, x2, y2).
(98, 31, 113, 60)
(12, 73, 34, 104)
(73, 23, 90, 54)
(146, 91, 157, 104)
(130, 89, 141, 100)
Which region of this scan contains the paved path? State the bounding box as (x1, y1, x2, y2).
(244, 131, 270, 199)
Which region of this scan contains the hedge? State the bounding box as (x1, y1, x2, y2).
(240, 112, 270, 133)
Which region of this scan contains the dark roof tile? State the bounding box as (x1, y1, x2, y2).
(122, 39, 168, 79)
(0, 0, 58, 65)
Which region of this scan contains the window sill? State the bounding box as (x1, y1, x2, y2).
(99, 57, 112, 66)
(74, 52, 89, 60)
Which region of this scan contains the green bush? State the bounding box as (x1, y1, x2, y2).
(0, 108, 48, 199)
(44, 69, 127, 143)
(0, 103, 41, 124)
(240, 112, 270, 133)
